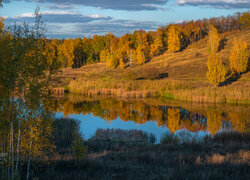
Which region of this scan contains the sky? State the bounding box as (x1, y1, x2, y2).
(0, 0, 249, 39)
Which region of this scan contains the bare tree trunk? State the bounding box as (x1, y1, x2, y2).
(15, 125, 21, 174)
(26, 140, 32, 180)
(15, 89, 23, 174)
(26, 155, 31, 180)
(10, 91, 15, 180)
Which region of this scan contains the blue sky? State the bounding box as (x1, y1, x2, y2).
(0, 0, 249, 38)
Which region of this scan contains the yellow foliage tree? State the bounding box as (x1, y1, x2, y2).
(60, 39, 75, 68)
(0, 17, 4, 36)
(136, 45, 146, 65)
(167, 108, 180, 134)
(105, 50, 119, 69)
(229, 39, 249, 74)
(100, 49, 108, 62)
(20, 117, 54, 179)
(150, 29, 164, 56)
(167, 25, 180, 53)
(208, 24, 220, 54)
(206, 53, 226, 85)
(43, 41, 58, 67)
(206, 25, 226, 85)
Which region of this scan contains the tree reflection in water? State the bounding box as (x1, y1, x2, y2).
(48, 94, 249, 137)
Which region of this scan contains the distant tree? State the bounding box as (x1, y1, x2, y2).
(73, 38, 84, 68)
(229, 39, 249, 74)
(136, 45, 146, 65)
(208, 24, 220, 53)
(239, 11, 250, 29)
(119, 57, 125, 69)
(129, 49, 136, 67)
(0, 17, 4, 35)
(82, 37, 95, 64)
(167, 25, 180, 53)
(59, 39, 75, 68)
(150, 29, 164, 56)
(100, 49, 108, 62)
(44, 40, 60, 73)
(92, 35, 106, 61)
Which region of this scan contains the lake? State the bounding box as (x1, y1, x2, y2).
(51, 93, 249, 143)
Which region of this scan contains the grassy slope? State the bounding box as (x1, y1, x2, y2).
(57, 30, 250, 103)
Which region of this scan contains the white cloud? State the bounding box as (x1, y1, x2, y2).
(7, 0, 170, 11)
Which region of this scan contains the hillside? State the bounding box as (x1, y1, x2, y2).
(56, 29, 250, 104)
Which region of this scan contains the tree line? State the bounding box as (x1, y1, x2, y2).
(23, 11, 249, 70)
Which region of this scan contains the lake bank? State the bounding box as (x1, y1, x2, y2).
(25, 126, 250, 180)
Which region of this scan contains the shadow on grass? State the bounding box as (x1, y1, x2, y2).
(219, 73, 241, 86)
(218, 38, 228, 52)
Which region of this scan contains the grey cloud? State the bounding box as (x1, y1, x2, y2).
(5, 12, 112, 24)
(177, 0, 250, 9)
(6, 0, 169, 11)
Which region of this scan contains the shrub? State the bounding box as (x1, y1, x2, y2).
(160, 132, 179, 144)
(72, 132, 88, 163)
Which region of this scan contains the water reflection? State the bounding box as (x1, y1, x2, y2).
(49, 94, 249, 141)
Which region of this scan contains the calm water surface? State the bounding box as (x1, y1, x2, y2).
(52, 94, 249, 143)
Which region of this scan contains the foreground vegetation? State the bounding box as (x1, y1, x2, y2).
(15, 119, 250, 180)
